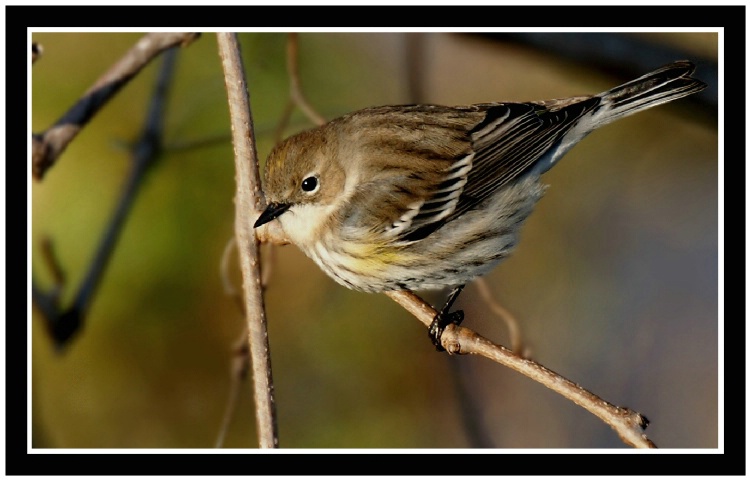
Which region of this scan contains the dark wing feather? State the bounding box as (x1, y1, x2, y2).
(447, 98, 601, 222)
(341, 100, 600, 244)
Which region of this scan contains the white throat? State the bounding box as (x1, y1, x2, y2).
(279, 166, 359, 250)
(278, 202, 338, 249)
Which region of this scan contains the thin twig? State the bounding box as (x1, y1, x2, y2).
(39, 237, 65, 287)
(219, 236, 245, 314)
(385, 290, 656, 448)
(31, 238, 66, 337)
(32, 47, 180, 348)
(473, 277, 526, 356)
(215, 327, 250, 448)
(259, 243, 276, 289)
(216, 32, 278, 449)
(286, 33, 326, 127)
(32, 32, 199, 180)
(31, 237, 63, 329)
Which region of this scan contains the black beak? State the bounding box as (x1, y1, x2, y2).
(254, 202, 291, 228)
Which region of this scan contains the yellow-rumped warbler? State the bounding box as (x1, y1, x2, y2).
(254, 61, 706, 348)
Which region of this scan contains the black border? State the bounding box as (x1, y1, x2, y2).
(12, 3, 741, 476)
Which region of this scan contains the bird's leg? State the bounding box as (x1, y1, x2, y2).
(429, 284, 465, 351)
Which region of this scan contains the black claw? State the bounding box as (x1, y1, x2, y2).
(428, 285, 464, 352)
(428, 316, 444, 351)
(428, 285, 467, 351)
(429, 309, 464, 351)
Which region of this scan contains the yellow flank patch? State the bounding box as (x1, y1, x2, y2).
(340, 242, 411, 272)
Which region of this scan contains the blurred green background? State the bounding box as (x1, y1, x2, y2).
(31, 32, 718, 449)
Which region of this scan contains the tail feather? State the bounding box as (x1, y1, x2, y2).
(532, 61, 707, 175)
(595, 60, 707, 126)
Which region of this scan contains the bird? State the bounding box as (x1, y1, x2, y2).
(253, 60, 707, 349)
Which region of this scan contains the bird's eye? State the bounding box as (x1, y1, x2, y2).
(301, 176, 319, 193)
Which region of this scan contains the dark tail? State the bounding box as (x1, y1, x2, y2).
(594, 61, 707, 126)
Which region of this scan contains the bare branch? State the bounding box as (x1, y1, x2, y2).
(286, 33, 326, 127)
(39, 236, 65, 288)
(385, 290, 656, 448)
(31, 238, 64, 332)
(213, 32, 311, 448)
(33, 48, 179, 348)
(272, 100, 296, 143)
(219, 236, 246, 314)
(216, 32, 278, 449)
(32, 32, 200, 180)
(473, 277, 526, 356)
(259, 244, 276, 288)
(215, 328, 250, 448)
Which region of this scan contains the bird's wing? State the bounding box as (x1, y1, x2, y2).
(340, 100, 598, 244)
(448, 99, 600, 222)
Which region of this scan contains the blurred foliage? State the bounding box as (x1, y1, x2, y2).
(31, 32, 718, 449)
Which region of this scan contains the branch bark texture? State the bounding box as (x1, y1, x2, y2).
(385, 290, 656, 448)
(216, 33, 278, 449)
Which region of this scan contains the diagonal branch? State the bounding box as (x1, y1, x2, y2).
(32, 47, 180, 349)
(286, 33, 326, 127)
(385, 290, 656, 448)
(32, 32, 199, 180)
